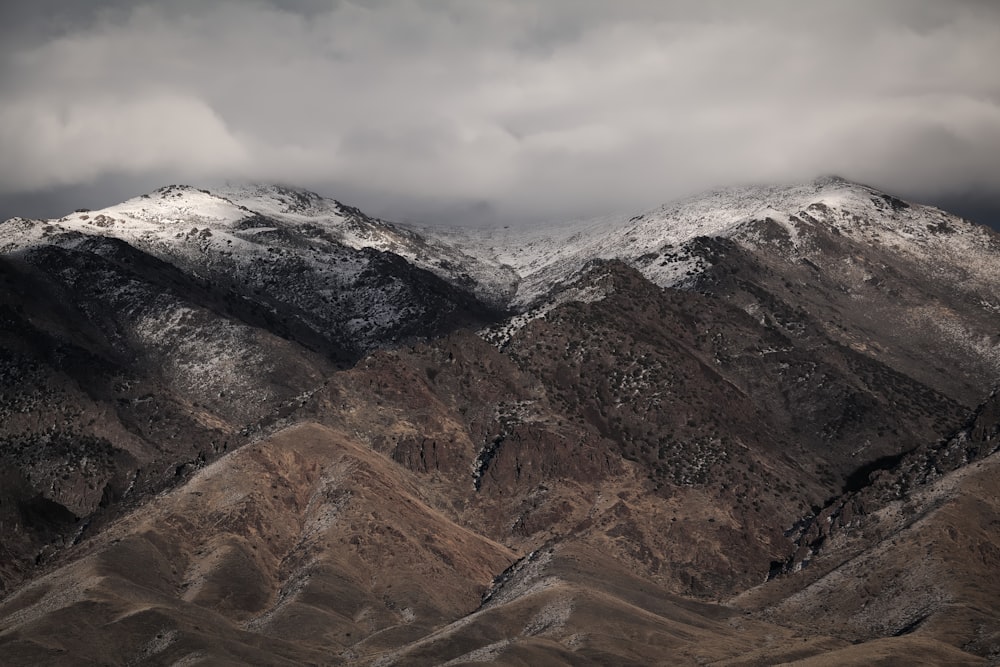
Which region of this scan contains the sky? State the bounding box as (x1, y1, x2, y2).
(2, 1, 999, 228)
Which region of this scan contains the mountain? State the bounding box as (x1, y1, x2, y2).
(1, 177, 999, 665)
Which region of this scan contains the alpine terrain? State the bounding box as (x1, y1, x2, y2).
(1, 176, 999, 665)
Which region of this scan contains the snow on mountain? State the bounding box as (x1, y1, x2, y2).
(3, 177, 998, 317)
(413, 176, 1000, 307)
(0, 184, 517, 307)
(0, 184, 507, 360)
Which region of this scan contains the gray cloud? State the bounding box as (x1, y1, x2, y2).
(2, 0, 999, 225)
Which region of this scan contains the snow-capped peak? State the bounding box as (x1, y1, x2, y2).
(409, 176, 977, 306)
(3, 177, 995, 311)
(0, 183, 519, 306)
(211, 183, 342, 218)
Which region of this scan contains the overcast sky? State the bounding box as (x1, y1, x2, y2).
(2, 1, 999, 227)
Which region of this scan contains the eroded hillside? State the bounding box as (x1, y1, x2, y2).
(1, 179, 999, 664)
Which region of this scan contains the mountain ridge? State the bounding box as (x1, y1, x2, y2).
(8, 176, 996, 311)
(2, 177, 1000, 664)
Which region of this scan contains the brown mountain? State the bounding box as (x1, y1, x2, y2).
(1, 179, 999, 664)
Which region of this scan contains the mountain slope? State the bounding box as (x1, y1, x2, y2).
(2, 184, 507, 363)
(0, 237, 334, 592)
(735, 391, 1000, 660)
(0, 423, 513, 665)
(1, 177, 999, 664)
(418, 176, 1000, 305)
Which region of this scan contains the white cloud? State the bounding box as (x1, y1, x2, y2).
(0, 92, 248, 191)
(1, 0, 999, 222)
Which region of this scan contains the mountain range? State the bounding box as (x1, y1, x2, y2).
(1, 176, 999, 665)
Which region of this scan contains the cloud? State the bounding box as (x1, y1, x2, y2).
(2, 0, 999, 223)
(0, 92, 248, 191)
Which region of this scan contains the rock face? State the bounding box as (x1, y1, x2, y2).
(1, 177, 1000, 664)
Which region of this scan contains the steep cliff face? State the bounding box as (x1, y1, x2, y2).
(1, 178, 999, 664)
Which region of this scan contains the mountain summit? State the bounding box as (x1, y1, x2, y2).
(1, 179, 999, 664)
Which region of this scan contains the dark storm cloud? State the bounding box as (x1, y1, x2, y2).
(2, 1, 999, 224)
